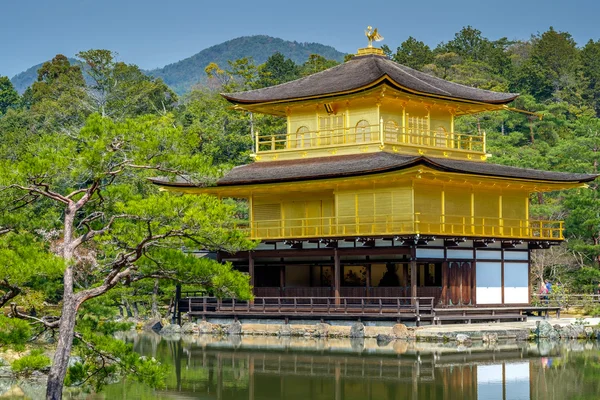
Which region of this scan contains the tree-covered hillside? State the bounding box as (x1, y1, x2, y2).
(10, 35, 346, 95)
(148, 35, 346, 94)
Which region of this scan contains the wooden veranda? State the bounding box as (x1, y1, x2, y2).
(175, 293, 561, 326)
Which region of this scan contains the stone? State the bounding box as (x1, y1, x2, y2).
(584, 326, 594, 338)
(537, 321, 556, 339)
(1, 385, 25, 398)
(392, 324, 413, 339)
(181, 322, 198, 334)
(514, 330, 529, 341)
(482, 333, 498, 343)
(143, 318, 163, 333)
(570, 324, 586, 339)
(456, 334, 472, 345)
(314, 323, 330, 338)
(227, 321, 242, 335)
(594, 329, 600, 340)
(278, 324, 292, 337)
(160, 323, 182, 335)
(349, 322, 365, 338)
(376, 334, 394, 347)
(197, 321, 214, 334)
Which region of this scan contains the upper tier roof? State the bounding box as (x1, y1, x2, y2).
(150, 153, 597, 188)
(222, 54, 519, 105)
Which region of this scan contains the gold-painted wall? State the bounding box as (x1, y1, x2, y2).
(245, 174, 556, 240)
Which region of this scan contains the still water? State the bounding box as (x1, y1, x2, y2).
(99, 332, 600, 400)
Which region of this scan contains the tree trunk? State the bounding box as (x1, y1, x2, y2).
(123, 297, 133, 318)
(47, 205, 77, 400)
(151, 279, 160, 319)
(46, 271, 77, 399)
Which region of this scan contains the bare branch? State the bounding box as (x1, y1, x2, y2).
(73, 180, 100, 211)
(71, 214, 131, 249)
(9, 184, 71, 205)
(10, 303, 60, 329)
(66, 189, 89, 199)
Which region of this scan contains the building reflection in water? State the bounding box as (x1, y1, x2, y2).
(159, 343, 538, 399)
(110, 333, 597, 400)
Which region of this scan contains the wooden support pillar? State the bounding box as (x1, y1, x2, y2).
(248, 252, 255, 305)
(410, 260, 417, 304)
(279, 265, 285, 297)
(365, 264, 371, 297)
(441, 261, 449, 306)
(334, 248, 341, 306)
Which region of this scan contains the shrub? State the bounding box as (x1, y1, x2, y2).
(0, 316, 31, 347)
(11, 349, 51, 375)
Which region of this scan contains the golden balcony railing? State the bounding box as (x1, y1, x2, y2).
(256, 124, 380, 152)
(255, 124, 485, 155)
(246, 213, 563, 241)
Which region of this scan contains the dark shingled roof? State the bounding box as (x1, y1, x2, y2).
(222, 54, 519, 105)
(151, 153, 597, 188)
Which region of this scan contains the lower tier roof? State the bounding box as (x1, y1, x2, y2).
(151, 153, 597, 188)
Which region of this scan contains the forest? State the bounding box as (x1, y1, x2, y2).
(1, 26, 600, 397)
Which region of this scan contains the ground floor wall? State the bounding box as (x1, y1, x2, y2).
(221, 238, 532, 307)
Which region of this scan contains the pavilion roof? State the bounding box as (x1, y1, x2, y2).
(150, 152, 597, 188)
(222, 54, 519, 105)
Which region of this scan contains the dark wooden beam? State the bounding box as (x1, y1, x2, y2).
(221, 246, 411, 259)
(279, 265, 285, 297)
(410, 260, 417, 304)
(334, 248, 340, 306)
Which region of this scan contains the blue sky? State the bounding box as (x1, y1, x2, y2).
(2, 0, 600, 78)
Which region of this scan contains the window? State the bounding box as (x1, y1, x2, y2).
(355, 119, 371, 143)
(291, 126, 310, 149)
(319, 115, 344, 145)
(407, 115, 429, 145)
(435, 126, 447, 148)
(384, 120, 399, 143)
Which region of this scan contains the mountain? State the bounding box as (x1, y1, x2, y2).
(10, 35, 347, 95)
(148, 35, 347, 94)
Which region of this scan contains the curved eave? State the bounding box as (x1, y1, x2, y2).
(149, 157, 596, 196)
(222, 76, 519, 110)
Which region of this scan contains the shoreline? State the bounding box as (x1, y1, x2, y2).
(153, 316, 600, 343)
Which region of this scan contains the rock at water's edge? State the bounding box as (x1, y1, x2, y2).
(456, 334, 472, 345)
(349, 322, 365, 338)
(227, 321, 242, 335)
(160, 323, 182, 335)
(181, 322, 198, 334)
(143, 318, 163, 332)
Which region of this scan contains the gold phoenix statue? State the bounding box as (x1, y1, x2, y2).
(365, 26, 384, 48)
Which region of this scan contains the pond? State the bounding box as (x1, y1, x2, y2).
(96, 333, 600, 399)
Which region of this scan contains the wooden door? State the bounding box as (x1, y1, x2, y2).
(446, 261, 473, 306)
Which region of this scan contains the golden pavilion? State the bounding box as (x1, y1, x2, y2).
(154, 36, 596, 311)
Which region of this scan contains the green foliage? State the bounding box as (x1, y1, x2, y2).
(0, 76, 20, 115)
(76, 49, 177, 120)
(383, 37, 433, 70)
(11, 349, 51, 375)
(299, 54, 338, 77)
(0, 316, 32, 348)
(65, 330, 167, 392)
(257, 52, 300, 87)
(0, 232, 65, 307)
